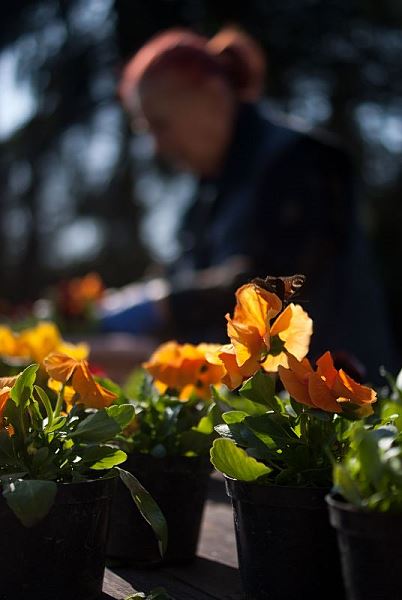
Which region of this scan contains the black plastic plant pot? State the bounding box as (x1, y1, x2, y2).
(226, 478, 345, 600)
(0, 476, 116, 600)
(107, 452, 211, 566)
(327, 493, 402, 600)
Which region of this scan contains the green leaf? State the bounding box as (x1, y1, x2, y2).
(3, 479, 57, 527)
(192, 403, 221, 434)
(240, 370, 281, 412)
(70, 409, 121, 442)
(35, 386, 54, 429)
(10, 364, 39, 407)
(81, 446, 127, 470)
(210, 438, 271, 481)
(45, 416, 66, 433)
(244, 413, 299, 448)
(117, 467, 168, 556)
(333, 464, 363, 507)
(222, 411, 248, 424)
(179, 429, 213, 456)
(358, 429, 389, 489)
(106, 404, 136, 429)
(219, 394, 268, 416)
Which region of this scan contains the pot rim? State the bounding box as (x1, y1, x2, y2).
(326, 491, 402, 538)
(326, 491, 402, 518)
(224, 476, 330, 508)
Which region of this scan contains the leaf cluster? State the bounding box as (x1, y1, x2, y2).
(211, 370, 353, 487)
(334, 370, 402, 512)
(119, 370, 220, 458)
(0, 363, 168, 550)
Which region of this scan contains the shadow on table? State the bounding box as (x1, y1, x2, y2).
(114, 556, 243, 600)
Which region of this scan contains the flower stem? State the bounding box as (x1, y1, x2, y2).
(54, 384, 65, 418)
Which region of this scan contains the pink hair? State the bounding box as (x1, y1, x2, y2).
(119, 30, 213, 110)
(119, 27, 267, 111)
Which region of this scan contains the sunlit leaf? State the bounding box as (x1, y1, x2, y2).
(117, 467, 168, 556)
(210, 438, 271, 481)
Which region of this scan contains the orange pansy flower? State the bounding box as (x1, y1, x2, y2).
(44, 352, 116, 410)
(205, 344, 257, 391)
(278, 351, 377, 414)
(224, 283, 312, 386)
(226, 283, 282, 369)
(143, 341, 225, 400)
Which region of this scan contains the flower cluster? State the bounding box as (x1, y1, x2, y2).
(0, 321, 88, 364)
(206, 283, 312, 389)
(205, 280, 376, 415)
(143, 341, 225, 400)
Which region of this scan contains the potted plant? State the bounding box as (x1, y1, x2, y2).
(208, 278, 377, 600)
(0, 352, 166, 600)
(107, 341, 224, 566)
(327, 375, 402, 600)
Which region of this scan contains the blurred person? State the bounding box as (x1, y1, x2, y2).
(99, 27, 398, 383)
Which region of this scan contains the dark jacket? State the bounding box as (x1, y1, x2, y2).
(167, 103, 397, 382)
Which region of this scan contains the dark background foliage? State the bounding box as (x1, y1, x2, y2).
(1, 0, 402, 350)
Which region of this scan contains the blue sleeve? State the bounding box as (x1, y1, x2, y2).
(99, 298, 163, 335)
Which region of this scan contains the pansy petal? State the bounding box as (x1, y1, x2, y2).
(308, 373, 340, 412)
(271, 304, 313, 362)
(234, 284, 282, 328)
(0, 387, 11, 417)
(227, 318, 263, 367)
(0, 375, 19, 389)
(144, 341, 224, 398)
(47, 378, 76, 412)
(57, 341, 89, 361)
(262, 351, 289, 372)
(336, 370, 377, 405)
(278, 365, 313, 406)
(72, 361, 117, 409)
(316, 351, 338, 388)
(43, 352, 79, 383)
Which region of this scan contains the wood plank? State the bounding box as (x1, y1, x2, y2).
(197, 474, 238, 568)
(103, 471, 242, 600)
(102, 568, 137, 598)
(111, 557, 242, 600)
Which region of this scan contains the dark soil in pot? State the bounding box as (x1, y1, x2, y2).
(327, 493, 402, 600)
(107, 452, 211, 566)
(226, 478, 345, 600)
(0, 476, 116, 600)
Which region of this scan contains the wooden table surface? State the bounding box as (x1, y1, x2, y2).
(102, 474, 243, 599)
